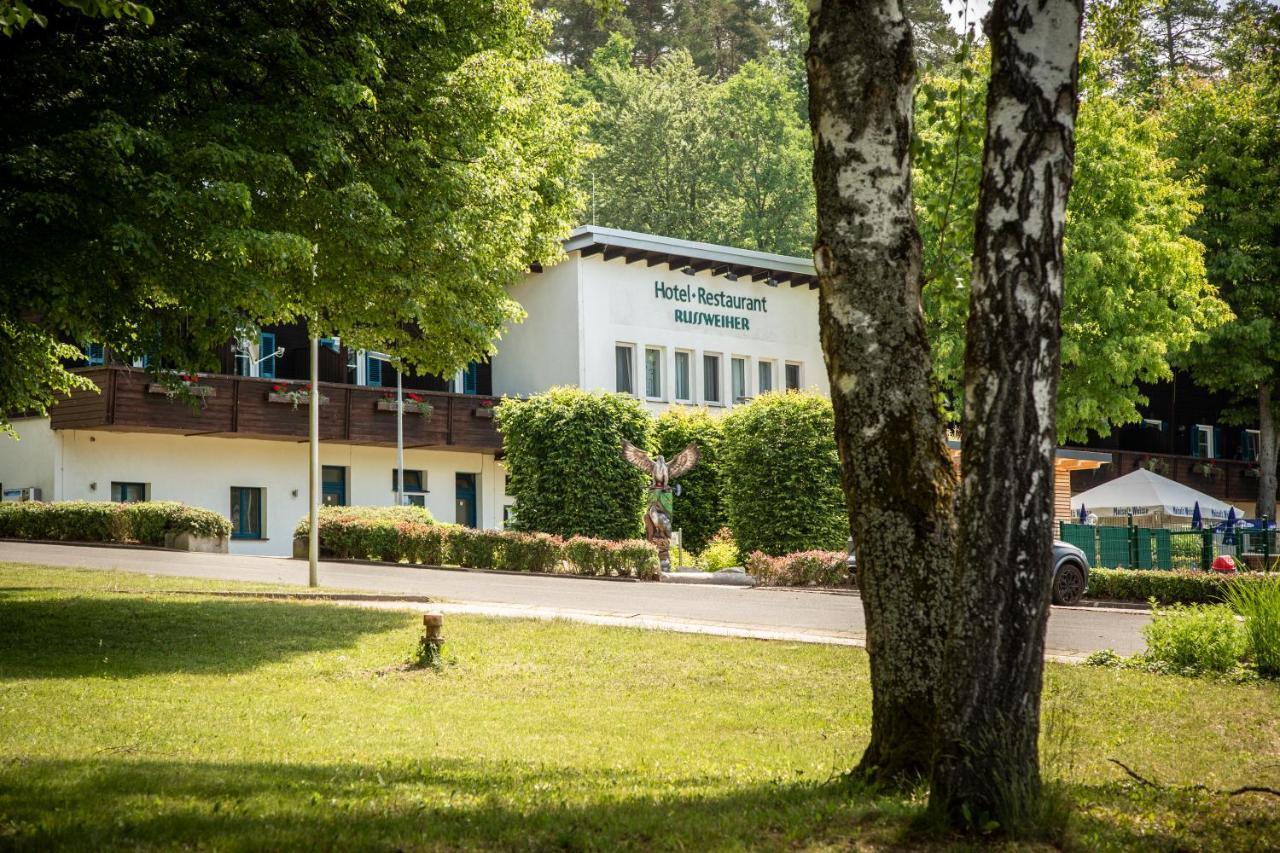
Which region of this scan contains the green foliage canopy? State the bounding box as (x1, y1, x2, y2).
(496, 387, 651, 540)
(653, 406, 724, 554)
(0, 0, 588, 433)
(719, 392, 847, 556)
(914, 48, 1229, 441)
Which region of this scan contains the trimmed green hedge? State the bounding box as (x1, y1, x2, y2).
(1087, 568, 1280, 605)
(720, 393, 848, 556)
(745, 550, 851, 587)
(0, 500, 230, 544)
(295, 506, 658, 579)
(654, 406, 724, 555)
(496, 387, 651, 540)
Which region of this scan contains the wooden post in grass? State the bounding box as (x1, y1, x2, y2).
(413, 612, 444, 668)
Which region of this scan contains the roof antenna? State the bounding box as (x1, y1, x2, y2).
(591, 172, 596, 225)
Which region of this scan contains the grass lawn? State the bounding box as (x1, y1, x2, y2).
(1, 563, 1278, 850)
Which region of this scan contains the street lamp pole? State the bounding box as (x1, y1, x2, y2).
(308, 332, 319, 587)
(396, 364, 404, 506)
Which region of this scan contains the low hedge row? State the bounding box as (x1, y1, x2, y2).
(295, 506, 658, 579)
(0, 500, 231, 545)
(744, 549, 851, 587)
(1087, 567, 1279, 605)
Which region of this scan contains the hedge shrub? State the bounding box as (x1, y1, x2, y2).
(720, 392, 848, 556)
(654, 406, 724, 555)
(295, 506, 658, 579)
(745, 550, 851, 587)
(1142, 604, 1245, 674)
(0, 500, 230, 545)
(1085, 567, 1280, 604)
(496, 387, 651, 540)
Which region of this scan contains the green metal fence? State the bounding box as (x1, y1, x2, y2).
(1060, 517, 1276, 571)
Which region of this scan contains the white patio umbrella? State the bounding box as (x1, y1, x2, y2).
(1070, 468, 1237, 522)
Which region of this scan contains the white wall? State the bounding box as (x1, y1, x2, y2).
(493, 252, 827, 414)
(6, 429, 504, 556)
(492, 256, 582, 398)
(0, 418, 59, 500)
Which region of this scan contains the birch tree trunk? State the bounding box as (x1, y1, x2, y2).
(1258, 384, 1277, 522)
(807, 0, 957, 783)
(930, 0, 1083, 824)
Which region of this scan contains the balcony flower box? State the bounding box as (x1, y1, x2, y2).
(268, 385, 329, 409)
(376, 398, 434, 417)
(473, 400, 496, 419)
(148, 375, 216, 399)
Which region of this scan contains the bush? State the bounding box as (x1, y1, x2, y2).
(692, 528, 738, 571)
(744, 550, 851, 587)
(654, 407, 724, 555)
(720, 392, 847, 556)
(1085, 567, 1278, 605)
(1225, 574, 1280, 678)
(1142, 603, 1245, 674)
(294, 506, 659, 579)
(496, 387, 651, 540)
(0, 500, 230, 545)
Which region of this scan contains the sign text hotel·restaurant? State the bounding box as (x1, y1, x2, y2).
(653, 280, 766, 331)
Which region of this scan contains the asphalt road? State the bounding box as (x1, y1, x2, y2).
(0, 541, 1150, 658)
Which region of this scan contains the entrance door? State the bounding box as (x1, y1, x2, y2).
(322, 466, 347, 506)
(455, 473, 477, 528)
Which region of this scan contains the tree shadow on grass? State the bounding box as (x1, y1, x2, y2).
(0, 593, 407, 680)
(2, 757, 1275, 851)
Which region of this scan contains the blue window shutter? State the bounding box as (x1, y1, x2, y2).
(259, 333, 276, 378)
(1189, 425, 1199, 457)
(463, 362, 478, 395)
(367, 354, 382, 387)
(320, 337, 339, 352)
(1213, 426, 1223, 459)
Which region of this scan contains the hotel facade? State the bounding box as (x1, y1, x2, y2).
(0, 228, 833, 555)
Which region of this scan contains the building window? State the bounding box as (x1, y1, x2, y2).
(259, 333, 277, 379)
(703, 353, 721, 404)
(674, 350, 692, 402)
(785, 362, 802, 391)
(346, 347, 359, 384)
(393, 469, 427, 497)
(322, 465, 348, 506)
(230, 486, 263, 539)
(1192, 424, 1216, 459)
(84, 343, 105, 366)
(366, 353, 383, 388)
(1242, 429, 1260, 462)
(615, 344, 635, 395)
(111, 482, 147, 503)
(460, 361, 479, 395)
(758, 360, 773, 394)
(1143, 418, 1164, 430)
(503, 504, 515, 527)
(731, 357, 748, 403)
(644, 348, 663, 399)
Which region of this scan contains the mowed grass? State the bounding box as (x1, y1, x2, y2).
(0, 565, 1278, 851)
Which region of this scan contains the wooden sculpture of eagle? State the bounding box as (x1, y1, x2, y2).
(620, 440, 700, 489)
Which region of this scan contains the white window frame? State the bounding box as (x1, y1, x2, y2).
(703, 352, 723, 406)
(1243, 429, 1260, 462)
(615, 343, 636, 396)
(1196, 424, 1215, 459)
(1143, 418, 1163, 430)
(784, 361, 803, 391)
(673, 349, 693, 402)
(731, 355, 749, 404)
(644, 346, 664, 401)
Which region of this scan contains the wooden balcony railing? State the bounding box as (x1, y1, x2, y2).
(50, 367, 502, 453)
(1066, 446, 1266, 505)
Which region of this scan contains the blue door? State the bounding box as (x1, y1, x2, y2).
(455, 473, 477, 528)
(322, 466, 347, 506)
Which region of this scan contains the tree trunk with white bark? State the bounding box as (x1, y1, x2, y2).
(807, 0, 958, 784)
(1258, 384, 1277, 522)
(930, 0, 1083, 826)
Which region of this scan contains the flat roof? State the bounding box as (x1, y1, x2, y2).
(946, 438, 1112, 469)
(559, 226, 818, 289)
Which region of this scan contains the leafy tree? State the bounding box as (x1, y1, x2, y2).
(653, 407, 724, 555)
(915, 47, 1228, 441)
(0, 0, 150, 35)
(496, 387, 651, 540)
(720, 393, 847, 557)
(0, 0, 588, 435)
(1168, 68, 1280, 519)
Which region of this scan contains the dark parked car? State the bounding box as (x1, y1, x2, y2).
(847, 537, 1089, 606)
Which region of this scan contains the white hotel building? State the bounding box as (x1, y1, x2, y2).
(0, 227, 826, 555)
